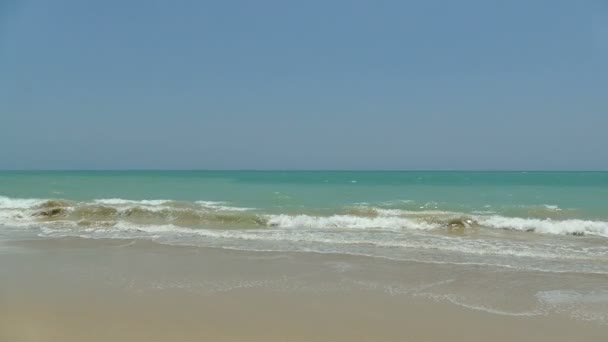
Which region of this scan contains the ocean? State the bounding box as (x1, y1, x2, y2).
(1, 171, 607, 274)
(2, 170, 608, 336)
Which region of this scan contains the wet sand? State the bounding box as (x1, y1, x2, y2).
(1, 238, 607, 342)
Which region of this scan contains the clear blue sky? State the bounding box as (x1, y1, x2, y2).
(1, 0, 606, 170)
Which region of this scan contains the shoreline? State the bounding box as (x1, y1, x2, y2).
(2, 237, 607, 341)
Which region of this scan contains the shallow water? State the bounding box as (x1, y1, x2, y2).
(1, 171, 608, 275)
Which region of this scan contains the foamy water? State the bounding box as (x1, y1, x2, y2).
(1, 171, 607, 272)
(1, 193, 608, 275)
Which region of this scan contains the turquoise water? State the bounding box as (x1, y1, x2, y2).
(1, 171, 607, 216)
(1, 171, 608, 274)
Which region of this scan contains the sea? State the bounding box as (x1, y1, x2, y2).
(1, 171, 607, 275)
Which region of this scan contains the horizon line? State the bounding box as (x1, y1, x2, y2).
(0, 169, 606, 172)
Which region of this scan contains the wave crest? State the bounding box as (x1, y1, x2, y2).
(1, 196, 608, 238)
(266, 214, 439, 230)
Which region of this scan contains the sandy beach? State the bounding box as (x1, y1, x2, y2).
(2, 238, 607, 342)
(3, 0, 606, 338)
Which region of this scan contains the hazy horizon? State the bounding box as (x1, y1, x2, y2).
(1, 169, 607, 172)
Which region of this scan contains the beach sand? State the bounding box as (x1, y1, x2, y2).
(1, 238, 606, 342)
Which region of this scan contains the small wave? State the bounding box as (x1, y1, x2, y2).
(92, 198, 254, 212)
(0, 196, 255, 228)
(265, 214, 439, 230)
(346, 205, 461, 218)
(39, 221, 603, 261)
(0, 196, 249, 211)
(497, 204, 587, 221)
(543, 204, 561, 211)
(2, 195, 608, 238)
(0, 196, 46, 209)
(93, 198, 173, 206)
(195, 201, 253, 211)
(476, 216, 608, 237)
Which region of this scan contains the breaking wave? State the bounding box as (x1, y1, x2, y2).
(1, 196, 608, 237)
(266, 214, 438, 231)
(3, 195, 608, 274)
(476, 216, 608, 237)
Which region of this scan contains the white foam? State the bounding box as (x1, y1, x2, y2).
(30, 220, 608, 275)
(543, 204, 562, 211)
(112, 221, 193, 234)
(93, 199, 172, 206)
(195, 201, 253, 211)
(91, 198, 251, 211)
(3, 195, 607, 238)
(0, 196, 45, 209)
(356, 199, 413, 207)
(102, 223, 594, 259)
(373, 208, 405, 216)
(476, 216, 608, 237)
(372, 208, 462, 217)
(265, 214, 439, 230)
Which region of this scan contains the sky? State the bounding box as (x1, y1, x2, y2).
(0, 0, 606, 170)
